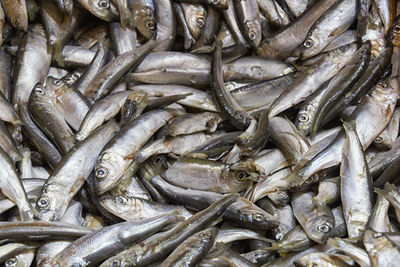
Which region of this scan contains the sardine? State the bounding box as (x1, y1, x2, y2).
(36, 121, 119, 221)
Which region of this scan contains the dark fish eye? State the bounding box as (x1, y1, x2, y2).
(96, 167, 108, 179)
(298, 113, 309, 122)
(37, 197, 50, 208)
(339, 44, 350, 52)
(236, 171, 247, 180)
(146, 21, 155, 30)
(379, 82, 388, 88)
(374, 136, 384, 143)
(196, 18, 205, 28)
(98, 0, 110, 9)
(252, 213, 265, 221)
(110, 259, 121, 267)
(303, 39, 313, 48)
(34, 86, 45, 95)
(212, 0, 219, 4)
(5, 258, 17, 267)
(72, 72, 81, 79)
(394, 25, 400, 33)
(249, 32, 256, 41)
(114, 196, 127, 204)
(317, 223, 331, 233)
(152, 156, 162, 165)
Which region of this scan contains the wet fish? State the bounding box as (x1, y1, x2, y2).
(161, 227, 218, 267)
(341, 121, 373, 238)
(48, 213, 182, 266)
(36, 121, 119, 221)
(76, 0, 119, 22)
(12, 24, 51, 110)
(28, 83, 75, 155)
(100, 194, 238, 267)
(94, 109, 180, 194)
(1, 0, 28, 32)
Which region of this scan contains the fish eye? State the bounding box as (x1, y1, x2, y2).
(152, 156, 162, 165)
(146, 21, 155, 30)
(212, 0, 219, 4)
(298, 113, 309, 122)
(110, 259, 121, 267)
(235, 171, 247, 181)
(196, 18, 205, 28)
(379, 81, 388, 88)
(339, 44, 350, 52)
(394, 25, 400, 33)
(34, 86, 45, 95)
(95, 167, 108, 179)
(114, 195, 128, 204)
(303, 39, 313, 48)
(53, 79, 63, 86)
(375, 136, 384, 143)
(5, 258, 17, 267)
(72, 72, 81, 80)
(98, 0, 110, 9)
(37, 197, 50, 208)
(252, 213, 265, 222)
(317, 223, 332, 233)
(249, 32, 256, 41)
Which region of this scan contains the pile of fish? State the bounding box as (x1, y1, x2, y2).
(0, 0, 400, 266)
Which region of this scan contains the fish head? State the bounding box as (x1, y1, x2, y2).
(363, 229, 390, 253)
(300, 34, 323, 59)
(306, 215, 334, 244)
(88, 0, 119, 22)
(138, 155, 168, 180)
(63, 71, 82, 86)
(296, 108, 314, 136)
(389, 15, 400, 47)
(244, 20, 261, 48)
(227, 160, 263, 190)
(29, 83, 50, 102)
(134, 6, 156, 39)
(187, 10, 207, 40)
(100, 193, 134, 216)
(36, 184, 68, 221)
(45, 76, 68, 97)
(94, 152, 127, 194)
(234, 200, 279, 229)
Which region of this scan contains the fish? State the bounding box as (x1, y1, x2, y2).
(1, 0, 28, 32)
(76, 0, 119, 22)
(94, 109, 180, 194)
(130, 0, 156, 38)
(161, 227, 218, 267)
(36, 121, 119, 221)
(341, 121, 373, 238)
(48, 213, 182, 266)
(100, 194, 238, 266)
(12, 24, 51, 110)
